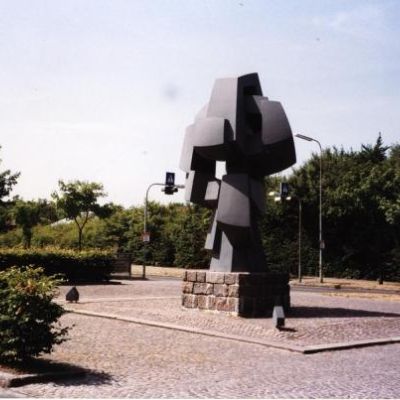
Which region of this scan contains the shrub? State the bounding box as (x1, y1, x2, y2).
(0, 266, 69, 362)
(0, 247, 116, 282)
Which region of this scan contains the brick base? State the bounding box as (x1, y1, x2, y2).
(182, 270, 290, 317)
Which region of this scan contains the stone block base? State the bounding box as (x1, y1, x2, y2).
(182, 270, 290, 317)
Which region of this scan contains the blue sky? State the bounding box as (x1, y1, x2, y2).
(1, 0, 399, 206)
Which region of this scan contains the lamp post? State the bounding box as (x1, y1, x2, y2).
(298, 198, 302, 283)
(295, 134, 323, 283)
(268, 190, 302, 282)
(143, 182, 184, 279)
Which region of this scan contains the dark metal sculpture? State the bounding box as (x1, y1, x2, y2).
(180, 73, 296, 272)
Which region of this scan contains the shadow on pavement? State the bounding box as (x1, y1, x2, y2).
(52, 370, 113, 387)
(0, 358, 112, 388)
(288, 306, 400, 319)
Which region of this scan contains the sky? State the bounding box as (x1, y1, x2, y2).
(1, 0, 399, 207)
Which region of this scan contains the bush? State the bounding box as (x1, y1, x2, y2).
(0, 266, 69, 362)
(0, 248, 116, 282)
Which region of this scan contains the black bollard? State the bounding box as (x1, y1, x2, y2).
(66, 286, 79, 303)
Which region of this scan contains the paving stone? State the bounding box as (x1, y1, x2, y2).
(224, 274, 238, 285)
(227, 297, 239, 313)
(182, 294, 197, 308)
(214, 284, 229, 297)
(228, 284, 239, 298)
(186, 271, 197, 282)
(196, 271, 206, 283)
(182, 281, 193, 294)
(206, 295, 216, 310)
(9, 279, 399, 399)
(192, 283, 213, 295)
(197, 295, 207, 309)
(182, 270, 187, 281)
(206, 272, 225, 284)
(193, 283, 208, 295)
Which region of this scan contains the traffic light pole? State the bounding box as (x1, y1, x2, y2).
(142, 182, 185, 279)
(269, 189, 302, 283)
(143, 183, 164, 279)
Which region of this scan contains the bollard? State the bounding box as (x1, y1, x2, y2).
(66, 286, 80, 303)
(272, 305, 285, 328)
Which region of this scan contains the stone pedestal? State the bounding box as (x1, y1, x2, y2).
(182, 270, 290, 317)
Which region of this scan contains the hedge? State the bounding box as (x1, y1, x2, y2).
(0, 248, 116, 282)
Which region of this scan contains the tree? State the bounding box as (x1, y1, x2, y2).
(174, 204, 211, 268)
(0, 146, 20, 232)
(52, 180, 108, 250)
(13, 200, 41, 248)
(287, 135, 399, 281)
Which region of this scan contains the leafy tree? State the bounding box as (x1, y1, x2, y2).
(359, 133, 389, 163)
(287, 135, 399, 281)
(13, 200, 41, 248)
(10, 198, 57, 248)
(174, 204, 211, 268)
(52, 180, 109, 250)
(0, 146, 20, 232)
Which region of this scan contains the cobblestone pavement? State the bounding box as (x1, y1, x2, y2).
(58, 280, 400, 347)
(5, 279, 400, 398)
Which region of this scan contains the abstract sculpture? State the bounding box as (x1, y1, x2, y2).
(180, 73, 296, 273)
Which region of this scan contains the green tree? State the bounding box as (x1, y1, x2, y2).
(174, 204, 211, 268)
(287, 135, 399, 281)
(52, 180, 108, 250)
(0, 146, 20, 232)
(13, 200, 41, 248)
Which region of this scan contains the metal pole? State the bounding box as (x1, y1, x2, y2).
(143, 183, 164, 279)
(298, 199, 302, 283)
(143, 183, 185, 279)
(315, 140, 323, 284)
(294, 134, 323, 284)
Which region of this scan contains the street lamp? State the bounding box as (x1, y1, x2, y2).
(269, 190, 302, 282)
(295, 133, 324, 283)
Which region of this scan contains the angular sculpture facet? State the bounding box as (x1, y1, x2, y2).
(180, 73, 296, 273)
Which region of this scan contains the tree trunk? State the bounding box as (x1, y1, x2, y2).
(78, 228, 83, 251)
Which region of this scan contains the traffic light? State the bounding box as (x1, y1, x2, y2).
(280, 182, 290, 201)
(162, 185, 178, 195)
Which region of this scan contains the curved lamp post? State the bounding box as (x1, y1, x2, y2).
(295, 134, 324, 283)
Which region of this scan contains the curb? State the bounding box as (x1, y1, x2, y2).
(0, 367, 86, 388)
(291, 283, 400, 295)
(65, 308, 400, 355)
(302, 337, 400, 354)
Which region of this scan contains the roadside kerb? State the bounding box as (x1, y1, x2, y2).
(57, 296, 180, 305)
(65, 307, 400, 355)
(291, 283, 400, 295)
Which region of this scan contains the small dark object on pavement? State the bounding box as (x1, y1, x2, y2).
(66, 287, 79, 303)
